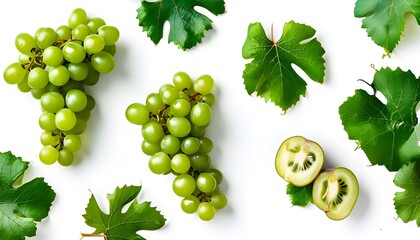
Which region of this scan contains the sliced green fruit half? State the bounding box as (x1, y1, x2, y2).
(312, 167, 359, 220)
(275, 136, 324, 186)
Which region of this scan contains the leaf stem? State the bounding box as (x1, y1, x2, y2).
(80, 233, 107, 240)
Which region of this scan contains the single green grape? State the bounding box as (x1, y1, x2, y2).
(17, 77, 31, 93)
(90, 51, 114, 73)
(170, 99, 191, 117)
(142, 121, 165, 143)
(173, 71, 192, 91)
(84, 34, 105, 54)
(210, 193, 227, 210)
(159, 84, 179, 105)
(208, 169, 223, 185)
(28, 67, 49, 89)
(41, 92, 65, 113)
(58, 149, 74, 166)
(68, 8, 88, 29)
(149, 152, 172, 174)
(97, 25, 119, 45)
(43, 46, 63, 67)
(190, 153, 211, 172)
(49, 65, 70, 86)
(146, 93, 165, 114)
(62, 42, 86, 64)
(125, 103, 150, 125)
(202, 93, 216, 107)
(40, 131, 59, 146)
(167, 117, 191, 138)
(171, 153, 191, 174)
(4, 62, 27, 84)
(35, 27, 57, 49)
(141, 141, 161, 156)
(193, 74, 214, 95)
(198, 137, 213, 153)
(56, 25, 72, 40)
(63, 134, 82, 152)
(102, 44, 116, 56)
(66, 89, 87, 112)
(39, 145, 59, 165)
(87, 17, 106, 33)
(181, 195, 200, 214)
(55, 108, 77, 131)
(39, 112, 57, 131)
(190, 102, 212, 127)
(71, 24, 90, 41)
(172, 173, 196, 197)
(181, 137, 200, 155)
(197, 202, 216, 221)
(65, 118, 87, 135)
(67, 62, 89, 81)
(15, 33, 36, 55)
(196, 172, 217, 193)
(83, 64, 100, 86)
(160, 134, 180, 155)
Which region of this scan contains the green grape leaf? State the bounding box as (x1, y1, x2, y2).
(0, 151, 56, 240)
(82, 185, 166, 240)
(394, 160, 420, 226)
(242, 21, 326, 112)
(354, 0, 420, 53)
(339, 67, 420, 171)
(286, 183, 313, 207)
(137, 0, 226, 50)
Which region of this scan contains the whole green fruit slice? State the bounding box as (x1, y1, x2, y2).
(312, 167, 359, 220)
(275, 136, 324, 186)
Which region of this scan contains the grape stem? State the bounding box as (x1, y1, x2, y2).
(80, 233, 107, 240)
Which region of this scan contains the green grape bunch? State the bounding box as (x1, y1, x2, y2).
(126, 72, 227, 221)
(3, 8, 120, 166)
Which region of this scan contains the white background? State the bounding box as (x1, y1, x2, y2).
(0, 0, 419, 239)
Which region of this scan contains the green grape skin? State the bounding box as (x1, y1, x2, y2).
(84, 34, 105, 54)
(49, 65, 70, 86)
(197, 202, 216, 221)
(159, 84, 179, 105)
(35, 27, 57, 49)
(125, 103, 150, 125)
(102, 44, 116, 56)
(56, 25, 72, 40)
(190, 102, 212, 127)
(40, 92, 65, 113)
(68, 8, 88, 29)
(173, 71, 192, 91)
(4, 62, 27, 84)
(190, 153, 211, 172)
(181, 195, 200, 214)
(149, 152, 172, 174)
(97, 25, 119, 45)
(40, 131, 59, 146)
(43, 46, 63, 67)
(146, 93, 165, 114)
(39, 112, 57, 131)
(62, 80, 84, 95)
(31, 87, 48, 99)
(15, 33, 36, 55)
(87, 17, 106, 33)
(181, 137, 200, 155)
(196, 172, 217, 193)
(198, 137, 213, 154)
(58, 149, 74, 166)
(210, 193, 227, 210)
(65, 118, 87, 135)
(160, 134, 180, 155)
(28, 67, 49, 89)
(65, 89, 87, 112)
(208, 169, 223, 185)
(39, 145, 59, 165)
(90, 51, 114, 73)
(55, 108, 77, 131)
(172, 173, 196, 197)
(171, 153, 191, 173)
(193, 74, 214, 95)
(75, 109, 91, 121)
(83, 65, 100, 86)
(67, 62, 89, 81)
(63, 134, 82, 152)
(142, 122, 165, 143)
(170, 99, 191, 117)
(17, 77, 31, 92)
(190, 124, 206, 138)
(141, 141, 161, 156)
(62, 42, 86, 64)
(167, 117, 191, 138)
(71, 24, 90, 41)
(202, 93, 216, 107)
(19, 54, 33, 64)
